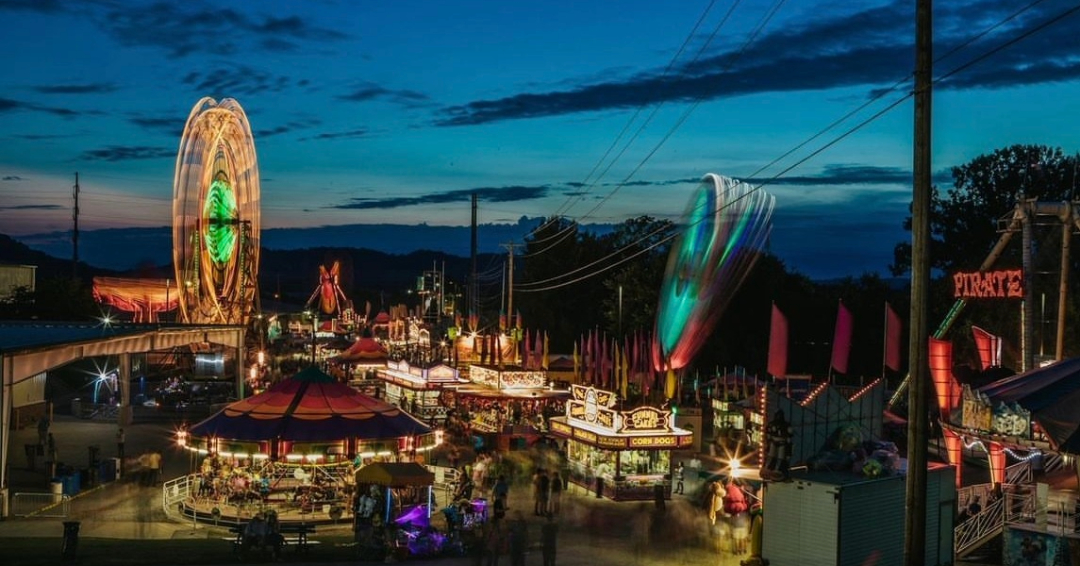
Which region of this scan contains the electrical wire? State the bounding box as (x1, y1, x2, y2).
(516, 1, 1080, 292)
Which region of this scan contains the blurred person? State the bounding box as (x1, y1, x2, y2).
(548, 471, 563, 516)
(541, 514, 558, 566)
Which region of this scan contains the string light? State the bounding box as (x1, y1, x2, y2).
(801, 382, 828, 406)
(848, 378, 882, 402)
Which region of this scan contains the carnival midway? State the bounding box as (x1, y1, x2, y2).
(4, 97, 1080, 566)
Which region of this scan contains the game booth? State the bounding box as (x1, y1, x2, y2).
(176, 366, 441, 525)
(549, 384, 693, 501)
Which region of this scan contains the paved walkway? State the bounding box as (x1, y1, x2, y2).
(1, 416, 751, 566)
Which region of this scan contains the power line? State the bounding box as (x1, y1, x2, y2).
(517, 1, 1079, 293)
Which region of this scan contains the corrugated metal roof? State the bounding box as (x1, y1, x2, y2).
(0, 321, 182, 353)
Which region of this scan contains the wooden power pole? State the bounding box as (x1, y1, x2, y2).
(72, 172, 80, 280)
(905, 0, 932, 564)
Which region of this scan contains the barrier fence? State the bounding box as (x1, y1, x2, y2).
(12, 492, 71, 518)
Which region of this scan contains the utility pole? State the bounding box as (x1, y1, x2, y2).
(501, 241, 518, 327)
(72, 172, 80, 281)
(905, 0, 931, 564)
(470, 192, 478, 324)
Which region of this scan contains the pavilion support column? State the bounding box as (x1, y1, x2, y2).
(118, 353, 133, 427)
(236, 327, 246, 400)
(1, 355, 14, 517)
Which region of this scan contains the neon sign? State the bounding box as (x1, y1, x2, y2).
(952, 269, 1023, 299)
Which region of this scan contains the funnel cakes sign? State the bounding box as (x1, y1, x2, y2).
(567, 385, 672, 434)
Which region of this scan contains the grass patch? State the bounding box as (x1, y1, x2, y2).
(0, 535, 360, 566)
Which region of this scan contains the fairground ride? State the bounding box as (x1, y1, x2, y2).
(173, 97, 261, 325)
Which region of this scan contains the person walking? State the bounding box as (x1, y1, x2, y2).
(147, 451, 162, 486)
(536, 469, 550, 516)
(493, 475, 509, 521)
(674, 462, 685, 495)
(541, 514, 558, 566)
(508, 512, 528, 566)
(37, 414, 50, 446)
(548, 471, 563, 516)
(116, 427, 126, 474)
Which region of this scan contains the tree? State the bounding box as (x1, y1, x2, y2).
(891, 144, 1080, 362)
(892, 144, 1080, 275)
(598, 216, 674, 338)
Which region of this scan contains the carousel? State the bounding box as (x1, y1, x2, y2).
(176, 366, 441, 525)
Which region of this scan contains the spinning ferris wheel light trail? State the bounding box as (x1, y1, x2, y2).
(173, 97, 261, 325)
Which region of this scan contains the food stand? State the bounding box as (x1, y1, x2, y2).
(549, 384, 693, 501)
(376, 360, 467, 423)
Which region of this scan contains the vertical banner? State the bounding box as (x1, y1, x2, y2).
(767, 303, 788, 377)
(830, 301, 853, 374)
(884, 302, 903, 372)
(929, 337, 958, 419)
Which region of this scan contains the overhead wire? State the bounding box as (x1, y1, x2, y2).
(520, 0, 737, 252)
(516, 0, 1080, 293)
(520, 0, 783, 261)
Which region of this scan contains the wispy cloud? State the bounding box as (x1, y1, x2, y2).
(32, 83, 118, 95)
(181, 65, 302, 97)
(331, 185, 550, 210)
(0, 96, 95, 118)
(2, 175, 25, 181)
(338, 82, 431, 108)
(0, 203, 63, 210)
(254, 118, 321, 138)
(95, 2, 348, 58)
(79, 145, 173, 162)
(300, 128, 372, 141)
(435, 0, 1079, 126)
(0, 0, 63, 13)
(128, 115, 182, 136)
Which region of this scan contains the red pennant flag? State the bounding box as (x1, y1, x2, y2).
(884, 303, 903, 372)
(767, 303, 788, 377)
(971, 326, 1001, 370)
(831, 301, 853, 374)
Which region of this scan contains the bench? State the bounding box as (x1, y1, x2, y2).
(228, 522, 319, 556)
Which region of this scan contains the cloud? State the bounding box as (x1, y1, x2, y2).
(79, 145, 173, 162)
(2, 175, 25, 181)
(96, 2, 348, 58)
(338, 82, 431, 108)
(0, 203, 63, 210)
(434, 0, 1079, 126)
(331, 185, 550, 210)
(182, 65, 300, 97)
(748, 164, 911, 186)
(0, 0, 63, 12)
(300, 128, 371, 141)
(0, 96, 97, 118)
(129, 115, 182, 135)
(32, 83, 118, 95)
(253, 119, 321, 138)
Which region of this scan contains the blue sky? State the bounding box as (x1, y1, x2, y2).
(2, 0, 1080, 279)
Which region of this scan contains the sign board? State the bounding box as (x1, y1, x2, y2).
(952, 269, 1023, 299)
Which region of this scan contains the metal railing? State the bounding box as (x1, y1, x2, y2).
(954, 494, 1004, 557)
(1005, 460, 1032, 485)
(162, 474, 192, 520)
(12, 492, 71, 518)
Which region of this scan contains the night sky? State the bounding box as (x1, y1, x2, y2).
(2, 0, 1080, 279)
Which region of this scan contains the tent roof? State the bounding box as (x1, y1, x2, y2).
(977, 357, 1080, 453)
(354, 462, 434, 487)
(335, 337, 388, 363)
(189, 366, 430, 442)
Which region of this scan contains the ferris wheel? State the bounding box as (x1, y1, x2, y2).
(172, 97, 261, 324)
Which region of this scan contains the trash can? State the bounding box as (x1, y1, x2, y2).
(98, 458, 116, 483)
(50, 480, 63, 504)
(61, 521, 80, 560)
(88, 445, 100, 467)
(595, 477, 604, 498)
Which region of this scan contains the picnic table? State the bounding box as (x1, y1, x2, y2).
(228, 521, 319, 557)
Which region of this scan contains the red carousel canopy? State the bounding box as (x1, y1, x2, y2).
(92, 277, 177, 322)
(189, 366, 429, 442)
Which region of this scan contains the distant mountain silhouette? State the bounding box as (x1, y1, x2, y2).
(12, 218, 616, 272)
(0, 233, 118, 282)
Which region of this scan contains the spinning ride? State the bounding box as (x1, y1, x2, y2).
(653, 174, 774, 387)
(173, 97, 261, 324)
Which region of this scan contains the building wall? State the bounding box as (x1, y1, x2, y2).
(0, 264, 35, 300)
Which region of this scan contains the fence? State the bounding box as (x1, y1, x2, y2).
(12, 492, 71, 518)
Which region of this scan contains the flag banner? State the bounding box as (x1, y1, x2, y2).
(767, 304, 788, 377)
(929, 337, 959, 417)
(971, 326, 1001, 370)
(831, 301, 853, 374)
(884, 303, 903, 372)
